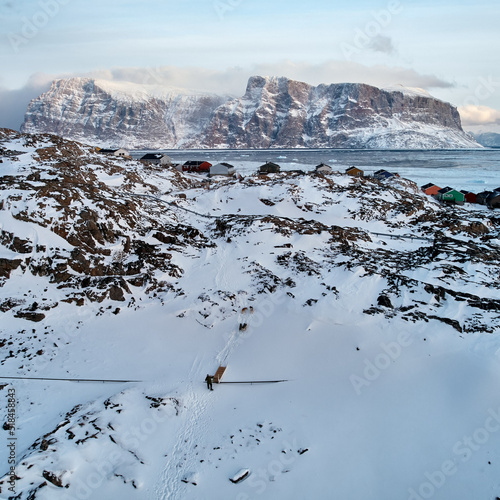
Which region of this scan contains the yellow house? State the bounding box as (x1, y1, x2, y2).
(346, 166, 364, 177)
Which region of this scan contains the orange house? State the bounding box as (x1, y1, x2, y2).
(421, 183, 441, 196)
(346, 166, 364, 177)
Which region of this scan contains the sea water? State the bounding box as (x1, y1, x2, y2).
(134, 149, 500, 193)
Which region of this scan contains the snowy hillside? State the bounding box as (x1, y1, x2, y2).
(1, 129, 500, 500)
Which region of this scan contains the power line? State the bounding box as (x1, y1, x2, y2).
(217, 380, 288, 384)
(0, 376, 141, 383)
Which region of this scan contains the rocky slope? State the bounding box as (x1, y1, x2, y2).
(1, 130, 500, 499)
(21, 77, 480, 149)
(0, 127, 498, 331)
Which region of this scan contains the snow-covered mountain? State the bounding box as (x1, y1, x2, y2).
(473, 131, 500, 148)
(21, 76, 480, 149)
(1, 129, 499, 500)
(21, 78, 231, 149)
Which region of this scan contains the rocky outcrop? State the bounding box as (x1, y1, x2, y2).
(0, 129, 210, 309)
(21, 77, 480, 149)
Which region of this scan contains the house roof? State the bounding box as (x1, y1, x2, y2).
(422, 183, 436, 190)
(486, 192, 500, 200)
(437, 186, 453, 194)
(99, 148, 118, 153)
(183, 161, 205, 166)
(477, 190, 493, 197)
(374, 169, 395, 178)
(140, 153, 164, 160)
(346, 166, 362, 172)
(441, 189, 464, 198)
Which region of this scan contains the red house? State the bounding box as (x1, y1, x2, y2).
(182, 161, 212, 173)
(461, 190, 477, 203)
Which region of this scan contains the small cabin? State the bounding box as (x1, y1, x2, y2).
(345, 166, 363, 177)
(210, 162, 236, 176)
(460, 190, 477, 204)
(140, 153, 173, 166)
(374, 169, 396, 180)
(421, 183, 442, 196)
(181, 160, 212, 173)
(315, 163, 333, 174)
(437, 188, 465, 205)
(476, 191, 493, 205)
(98, 148, 130, 158)
(259, 162, 280, 174)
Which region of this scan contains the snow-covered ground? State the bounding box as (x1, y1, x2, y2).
(1, 131, 500, 500)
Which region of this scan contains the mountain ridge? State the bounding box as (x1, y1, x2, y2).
(21, 76, 480, 149)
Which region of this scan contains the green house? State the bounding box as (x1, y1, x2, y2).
(438, 188, 465, 204)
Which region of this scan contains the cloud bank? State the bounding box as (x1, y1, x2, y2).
(458, 104, 500, 126)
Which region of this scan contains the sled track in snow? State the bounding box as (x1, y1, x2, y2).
(154, 356, 214, 500)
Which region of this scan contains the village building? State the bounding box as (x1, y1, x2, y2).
(421, 183, 442, 196)
(259, 162, 280, 174)
(209, 162, 236, 176)
(460, 190, 477, 204)
(374, 169, 397, 180)
(476, 191, 493, 205)
(180, 160, 212, 173)
(345, 166, 363, 177)
(139, 153, 173, 166)
(486, 192, 500, 209)
(97, 148, 130, 157)
(437, 187, 465, 205)
(315, 163, 333, 174)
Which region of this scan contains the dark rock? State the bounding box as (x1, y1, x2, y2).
(42, 470, 63, 487)
(377, 295, 393, 308)
(109, 285, 125, 302)
(0, 258, 22, 278)
(153, 232, 177, 244)
(15, 311, 46, 322)
(428, 315, 463, 332)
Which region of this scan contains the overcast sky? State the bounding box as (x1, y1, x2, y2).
(0, 0, 499, 133)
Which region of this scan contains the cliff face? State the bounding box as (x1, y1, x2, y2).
(21, 78, 229, 149)
(197, 77, 476, 148)
(21, 76, 480, 149)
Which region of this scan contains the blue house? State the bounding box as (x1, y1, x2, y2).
(374, 169, 397, 180)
